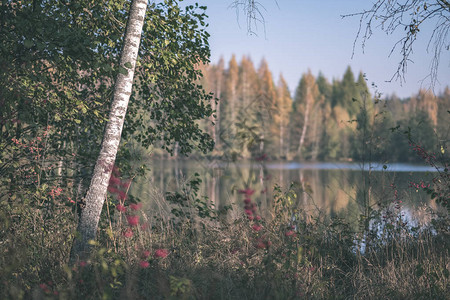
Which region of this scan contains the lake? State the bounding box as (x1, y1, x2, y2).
(131, 159, 441, 230)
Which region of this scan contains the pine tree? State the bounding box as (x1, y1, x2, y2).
(317, 72, 332, 101)
(222, 55, 239, 148)
(290, 71, 320, 159)
(413, 89, 438, 126)
(236, 56, 260, 158)
(257, 58, 277, 154)
(314, 72, 333, 160)
(356, 72, 374, 117)
(275, 75, 293, 158)
(238, 56, 259, 110)
(436, 87, 450, 142)
(333, 66, 360, 117)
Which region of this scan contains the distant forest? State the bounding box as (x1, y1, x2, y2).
(195, 55, 449, 163)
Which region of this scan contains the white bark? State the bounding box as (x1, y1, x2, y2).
(70, 0, 148, 263)
(279, 120, 284, 158)
(214, 74, 222, 150)
(297, 87, 312, 157)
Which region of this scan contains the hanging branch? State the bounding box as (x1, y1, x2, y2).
(343, 0, 450, 89)
(230, 0, 279, 36)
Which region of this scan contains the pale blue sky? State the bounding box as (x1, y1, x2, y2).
(182, 0, 450, 98)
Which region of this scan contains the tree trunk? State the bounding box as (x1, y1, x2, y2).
(297, 87, 312, 157)
(230, 85, 237, 137)
(280, 120, 284, 158)
(70, 0, 148, 263)
(214, 80, 222, 150)
(210, 97, 217, 145)
(311, 108, 319, 161)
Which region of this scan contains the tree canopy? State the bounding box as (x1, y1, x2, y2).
(0, 0, 215, 261)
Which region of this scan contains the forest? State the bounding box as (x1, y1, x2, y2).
(195, 56, 450, 163)
(0, 0, 449, 299)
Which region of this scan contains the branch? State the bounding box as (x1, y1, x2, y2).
(343, 0, 450, 89)
(230, 0, 269, 36)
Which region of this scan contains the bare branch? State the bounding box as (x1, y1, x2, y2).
(343, 0, 450, 89)
(230, 0, 268, 36)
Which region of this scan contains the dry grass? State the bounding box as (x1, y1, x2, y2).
(0, 184, 448, 300)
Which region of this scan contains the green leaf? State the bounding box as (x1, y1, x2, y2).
(118, 66, 128, 75)
(124, 62, 132, 68)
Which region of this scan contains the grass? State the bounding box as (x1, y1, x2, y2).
(0, 178, 449, 300)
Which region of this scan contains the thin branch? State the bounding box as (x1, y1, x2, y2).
(230, 0, 268, 36)
(342, 0, 450, 89)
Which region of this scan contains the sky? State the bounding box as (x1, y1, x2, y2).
(182, 0, 450, 98)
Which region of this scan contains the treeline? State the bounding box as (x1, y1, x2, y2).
(198, 55, 449, 163)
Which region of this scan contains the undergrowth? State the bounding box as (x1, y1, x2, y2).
(1, 173, 448, 299)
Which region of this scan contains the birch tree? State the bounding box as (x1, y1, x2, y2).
(70, 0, 214, 262)
(70, 0, 148, 262)
(291, 71, 319, 159)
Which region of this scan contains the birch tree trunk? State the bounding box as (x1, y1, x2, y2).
(70, 0, 148, 263)
(279, 121, 284, 158)
(297, 87, 312, 157)
(311, 107, 319, 161)
(214, 76, 222, 150)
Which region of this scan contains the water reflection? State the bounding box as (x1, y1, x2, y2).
(238, 161, 438, 172)
(131, 159, 439, 231)
(353, 204, 442, 254)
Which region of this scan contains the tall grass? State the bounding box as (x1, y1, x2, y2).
(1, 175, 448, 299)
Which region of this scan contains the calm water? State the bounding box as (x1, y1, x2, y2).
(132, 159, 439, 229)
